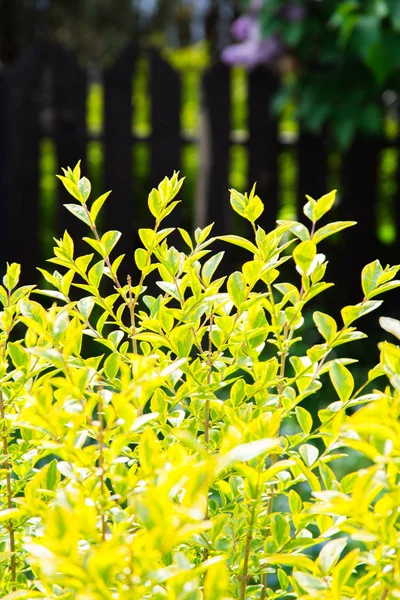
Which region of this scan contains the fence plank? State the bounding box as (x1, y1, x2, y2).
(338, 136, 380, 304)
(196, 63, 231, 234)
(150, 49, 181, 196)
(5, 44, 44, 282)
(51, 42, 87, 253)
(248, 68, 279, 233)
(0, 68, 7, 271)
(297, 131, 328, 219)
(104, 44, 137, 276)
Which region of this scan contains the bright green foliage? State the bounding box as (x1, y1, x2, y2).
(1, 166, 400, 599)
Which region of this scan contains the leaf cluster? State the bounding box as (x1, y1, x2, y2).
(1, 164, 400, 598)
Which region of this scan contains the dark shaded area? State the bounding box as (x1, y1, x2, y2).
(0, 1, 399, 322)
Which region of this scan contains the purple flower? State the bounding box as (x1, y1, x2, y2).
(231, 15, 254, 42)
(221, 33, 284, 68)
(283, 3, 306, 21)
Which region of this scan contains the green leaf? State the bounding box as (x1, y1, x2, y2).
(369, 280, 400, 298)
(362, 259, 383, 297)
(88, 260, 104, 288)
(277, 220, 310, 241)
(261, 554, 315, 572)
(317, 538, 347, 575)
(53, 310, 70, 341)
(218, 235, 259, 255)
(3, 262, 21, 291)
(56, 175, 81, 201)
(0, 508, 23, 522)
(313, 190, 337, 221)
(83, 237, 104, 256)
(7, 342, 29, 371)
(293, 572, 328, 593)
(303, 195, 316, 222)
(64, 204, 91, 226)
(299, 443, 319, 467)
(332, 549, 360, 594)
(271, 514, 290, 548)
(101, 230, 121, 256)
(78, 176, 91, 201)
(229, 189, 246, 216)
(313, 311, 337, 343)
(178, 228, 193, 249)
(135, 248, 148, 270)
(220, 438, 281, 469)
(288, 490, 302, 514)
(148, 188, 163, 218)
(293, 240, 316, 275)
(44, 459, 60, 491)
(72, 160, 81, 180)
(0, 284, 8, 306)
(202, 251, 224, 285)
(242, 260, 264, 288)
(295, 406, 313, 433)
(380, 316, 400, 340)
(157, 281, 181, 302)
(313, 221, 357, 244)
(244, 184, 264, 222)
(341, 300, 383, 325)
(330, 362, 354, 402)
(139, 228, 156, 250)
(227, 271, 247, 307)
(90, 191, 111, 223)
(77, 296, 95, 319)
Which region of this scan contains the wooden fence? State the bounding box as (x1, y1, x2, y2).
(0, 40, 399, 308)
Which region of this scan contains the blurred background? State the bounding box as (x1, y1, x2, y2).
(1, 0, 400, 312)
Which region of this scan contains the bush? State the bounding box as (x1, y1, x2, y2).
(1, 164, 400, 599)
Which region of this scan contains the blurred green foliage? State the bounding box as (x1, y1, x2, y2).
(242, 0, 400, 147)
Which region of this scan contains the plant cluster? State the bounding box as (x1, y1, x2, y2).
(1, 164, 400, 599)
(225, 0, 400, 146)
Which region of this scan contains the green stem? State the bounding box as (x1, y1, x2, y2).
(96, 391, 106, 542)
(239, 467, 262, 600)
(0, 392, 16, 587)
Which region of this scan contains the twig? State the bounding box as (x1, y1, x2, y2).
(0, 392, 16, 586)
(97, 390, 106, 541)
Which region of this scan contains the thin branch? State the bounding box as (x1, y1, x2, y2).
(127, 275, 138, 354)
(97, 390, 106, 542)
(239, 468, 262, 600)
(0, 392, 16, 586)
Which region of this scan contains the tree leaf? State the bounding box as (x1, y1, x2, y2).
(313, 221, 357, 244)
(90, 191, 111, 223)
(227, 271, 247, 307)
(362, 259, 383, 297)
(220, 438, 281, 469)
(3, 263, 21, 291)
(295, 406, 313, 433)
(313, 190, 336, 221)
(330, 362, 354, 402)
(380, 316, 400, 340)
(341, 300, 383, 326)
(64, 204, 91, 226)
(317, 538, 348, 575)
(313, 311, 337, 343)
(293, 240, 317, 275)
(78, 176, 91, 201)
(202, 252, 224, 285)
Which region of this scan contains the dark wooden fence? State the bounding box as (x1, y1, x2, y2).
(0, 40, 399, 309)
